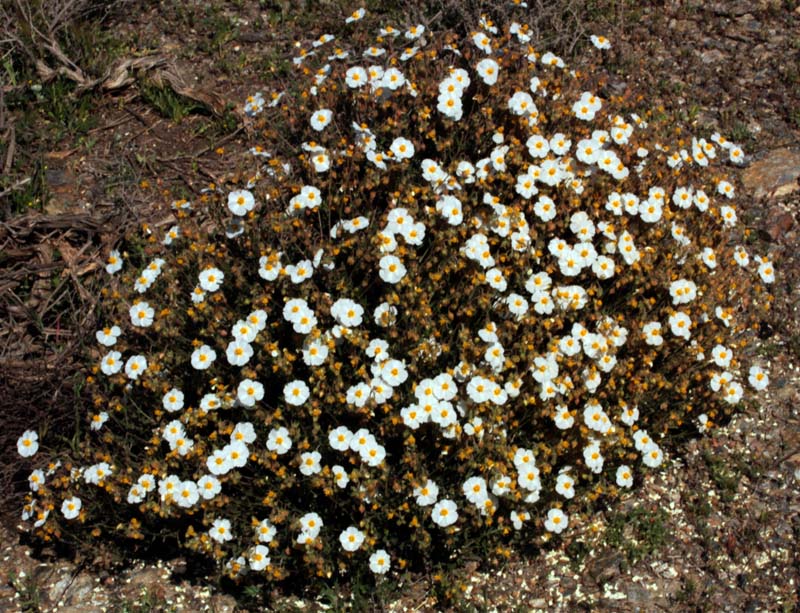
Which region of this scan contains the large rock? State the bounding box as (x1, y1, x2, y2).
(742, 148, 800, 199)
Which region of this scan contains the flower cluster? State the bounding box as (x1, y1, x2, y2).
(19, 8, 774, 584)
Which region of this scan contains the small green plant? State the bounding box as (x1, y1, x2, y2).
(4, 156, 49, 216)
(605, 505, 669, 565)
(9, 570, 42, 612)
(114, 587, 177, 613)
(703, 450, 740, 502)
(139, 82, 209, 123)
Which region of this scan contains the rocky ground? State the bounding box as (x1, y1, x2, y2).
(1, 0, 799, 611)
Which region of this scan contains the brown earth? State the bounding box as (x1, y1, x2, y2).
(1, 0, 799, 611)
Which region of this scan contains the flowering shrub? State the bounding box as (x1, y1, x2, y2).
(18, 8, 775, 584)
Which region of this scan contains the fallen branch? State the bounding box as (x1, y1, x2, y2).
(0, 176, 31, 199)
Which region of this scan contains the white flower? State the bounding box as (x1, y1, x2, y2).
(711, 344, 733, 368)
(345, 66, 367, 88)
(298, 512, 322, 539)
(152, 474, 178, 501)
(105, 250, 123, 274)
(284, 380, 310, 406)
(191, 344, 216, 370)
(129, 302, 154, 327)
(331, 298, 364, 327)
(555, 473, 576, 499)
(210, 518, 233, 543)
(485, 267, 507, 292)
(162, 389, 184, 412)
(199, 268, 224, 292)
(405, 24, 425, 39)
(517, 463, 541, 491)
(288, 259, 314, 284)
(369, 549, 391, 574)
(541, 51, 565, 68)
(476, 58, 499, 85)
(544, 508, 568, 534)
(462, 476, 488, 505)
(311, 150, 330, 173)
(472, 31, 493, 53)
(175, 481, 199, 508)
(137, 474, 156, 493)
(302, 338, 329, 366)
(668, 311, 692, 340)
(100, 351, 123, 376)
(616, 465, 633, 487)
(200, 393, 221, 412)
(127, 484, 145, 504)
(379, 255, 406, 284)
(17, 430, 39, 458)
(526, 134, 550, 158)
(231, 422, 256, 445)
(339, 526, 366, 552)
(346, 382, 370, 408)
(227, 189, 255, 216)
(510, 510, 530, 530)
(431, 499, 458, 527)
(701, 247, 718, 269)
(583, 442, 604, 473)
(642, 443, 664, 467)
(553, 406, 574, 430)
(226, 441, 248, 468)
(124, 355, 147, 380)
(620, 403, 639, 426)
(573, 92, 601, 121)
(310, 109, 333, 131)
(414, 479, 439, 506)
(249, 545, 270, 571)
(669, 279, 697, 305)
(757, 260, 775, 283)
(533, 195, 557, 221)
(436, 194, 463, 225)
(390, 137, 414, 160)
(198, 475, 221, 500)
(266, 427, 292, 455)
(28, 469, 45, 492)
(61, 496, 82, 520)
(748, 365, 769, 391)
(729, 145, 746, 165)
(299, 451, 322, 476)
(401, 404, 424, 429)
(256, 519, 277, 543)
(84, 461, 112, 485)
(719, 205, 737, 227)
(633, 430, 653, 452)
(231, 320, 257, 343)
(591, 34, 611, 49)
(95, 325, 121, 346)
(437, 91, 463, 120)
(237, 378, 264, 407)
(722, 381, 744, 404)
(642, 322, 663, 346)
(345, 7, 365, 23)
(508, 91, 536, 116)
(328, 426, 353, 452)
(717, 179, 735, 198)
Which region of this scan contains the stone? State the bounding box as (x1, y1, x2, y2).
(742, 148, 800, 199)
(588, 550, 623, 584)
(210, 593, 238, 612)
(626, 583, 653, 610)
(766, 210, 794, 242)
(700, 49, 726, 64)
